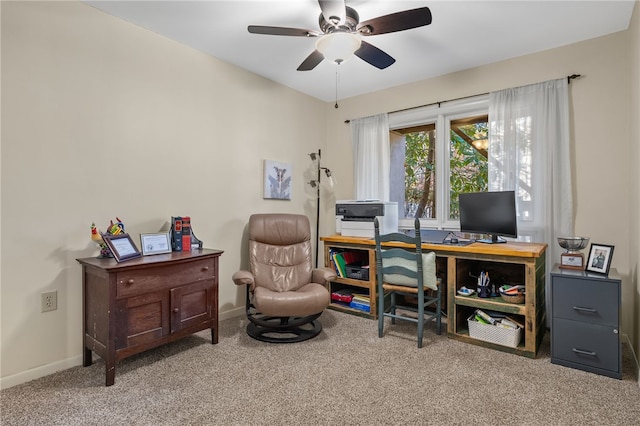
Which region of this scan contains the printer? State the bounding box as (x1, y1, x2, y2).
(335, 200, 398, 238)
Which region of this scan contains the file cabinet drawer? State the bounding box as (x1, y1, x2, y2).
(552, 275, 618, 326)
(551, 318, 620, 374)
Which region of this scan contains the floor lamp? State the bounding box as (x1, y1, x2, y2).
(309, 149, 334, 268)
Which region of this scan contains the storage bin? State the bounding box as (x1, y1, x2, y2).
(345, 264, 369, 281)
(467, 315, 522, 348)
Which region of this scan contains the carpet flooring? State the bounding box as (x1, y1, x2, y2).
(1, 310, 639, 425)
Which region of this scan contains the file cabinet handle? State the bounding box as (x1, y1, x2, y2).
(572, 348, 597, 356)
(572, 306, 597, 313)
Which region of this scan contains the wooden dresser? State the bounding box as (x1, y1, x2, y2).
(77, 248, 223, 386)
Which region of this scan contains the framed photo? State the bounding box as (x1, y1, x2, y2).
(586, 243, 614, 275)
(263, 159, 292, 200)
(102, 233, 142, 262)
(140, 232, 172, 256)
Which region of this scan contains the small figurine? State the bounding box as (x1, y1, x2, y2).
(107, 217, 125, 235)
(90, 222, 112, 258)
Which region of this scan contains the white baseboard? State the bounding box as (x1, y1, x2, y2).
(1, 307, 247, 390)
(219, 306, 245, 320)
(0, 355, 83, 390)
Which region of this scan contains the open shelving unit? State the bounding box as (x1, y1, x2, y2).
(321, 235, 546, 357)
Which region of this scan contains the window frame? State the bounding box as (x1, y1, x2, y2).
(389, 95, 489, 231)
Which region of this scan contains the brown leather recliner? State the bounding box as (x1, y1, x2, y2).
(232, 213, 336, 342)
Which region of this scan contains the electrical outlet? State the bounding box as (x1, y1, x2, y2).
(41, 291, 57, 312)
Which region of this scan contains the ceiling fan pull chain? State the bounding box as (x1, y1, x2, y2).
(335, 68, 339, 109)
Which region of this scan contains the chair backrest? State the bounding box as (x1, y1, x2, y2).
(374, 218, 438, 290)
(248, 213, 313, 292)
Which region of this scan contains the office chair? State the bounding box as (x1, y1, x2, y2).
(232, 213, 335, 343)
(374, 217, 442, 348)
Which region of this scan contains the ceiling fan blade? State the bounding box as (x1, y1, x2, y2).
(297, 50, 324, 71)
(318, 0, 346, 26)
(248, 25, 320, 37)
(357, 7, 432, 36)
(354, 41, 395, 69)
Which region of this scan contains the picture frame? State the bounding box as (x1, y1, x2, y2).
(263, 159, 292, 200)
(102, 233, 142, 262)
(586, 243, 614, 275)
(140, 232, 172, 256)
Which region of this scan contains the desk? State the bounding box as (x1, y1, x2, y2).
(77, 248, 223, 386)
(320, 235, 546, 357)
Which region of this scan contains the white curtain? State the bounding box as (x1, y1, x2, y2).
(489, 78, 573, 324)
(350, 113, 390, 201)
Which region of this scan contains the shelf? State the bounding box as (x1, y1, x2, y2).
(452, 328, 529, 357)
(329, 302, 372, 317)
(454, 295, 526, 315)
(331, 277, 371, 289)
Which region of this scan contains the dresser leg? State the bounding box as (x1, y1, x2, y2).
(105, 364, 116, 387)
(211, 326, 218, 344)
(83, 347, 92, 367)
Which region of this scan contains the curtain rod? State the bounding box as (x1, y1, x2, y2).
(344, 74, 581, 124)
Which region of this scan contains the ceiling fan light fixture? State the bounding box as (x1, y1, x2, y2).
(315, 32, 361, 65)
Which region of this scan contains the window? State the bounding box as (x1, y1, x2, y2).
(388, 95, 489, 230)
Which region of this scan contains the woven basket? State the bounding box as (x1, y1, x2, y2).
(467, 315, 522, 348)
(499, 289, 525, 304)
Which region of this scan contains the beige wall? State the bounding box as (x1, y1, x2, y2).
(0, 1, 326, 385)
(629, 1, 640, 375)
(323, 14, 638, 361)
(2, 1, 638, 387)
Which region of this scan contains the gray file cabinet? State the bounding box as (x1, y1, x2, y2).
(550, 265, 621, 379)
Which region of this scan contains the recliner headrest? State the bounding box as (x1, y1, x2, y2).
(249, 214, 311, 246)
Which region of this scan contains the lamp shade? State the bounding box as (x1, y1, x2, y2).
(316, 32, 361, 65)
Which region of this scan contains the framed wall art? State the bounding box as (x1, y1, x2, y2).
(586, 243, 614, 275)
(102, 233, 142, 262)
(263, 159, 292, 200)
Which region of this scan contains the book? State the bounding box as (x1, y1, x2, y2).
(332, 252, 347, 277)
(328, 249, 341, 276)
(171, 216, 183, 252)
(349, 300, 371, 312)
(340, 250, 366, 266)
(181, 216, 192, 252)
(351, 293, 370, 304)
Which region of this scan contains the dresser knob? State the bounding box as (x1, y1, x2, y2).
(126, 279, 134, 286)
(173, 308, 179, 313)
(202, 266, 209, 271)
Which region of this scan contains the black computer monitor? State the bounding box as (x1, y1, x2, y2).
(458, 191, 518, 244)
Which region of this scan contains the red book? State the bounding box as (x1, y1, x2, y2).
(181, 216, 192, 252)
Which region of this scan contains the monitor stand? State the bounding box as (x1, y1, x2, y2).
(477, 234, 507, 244)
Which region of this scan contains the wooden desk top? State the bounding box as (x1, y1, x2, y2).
(320, 235, 546, 258)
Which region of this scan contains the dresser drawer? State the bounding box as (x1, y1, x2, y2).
(552, 276, 619, 326)
(116, 259, 215, 298)
(551, 318, 620, 374)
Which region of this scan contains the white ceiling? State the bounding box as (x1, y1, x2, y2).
(86, 1, 635, 102)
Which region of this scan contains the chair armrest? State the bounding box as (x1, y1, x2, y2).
(312, 267, 337, 284)
(232, 270, 255, 290)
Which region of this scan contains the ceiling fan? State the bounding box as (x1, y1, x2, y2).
(248, 0, 432, 71)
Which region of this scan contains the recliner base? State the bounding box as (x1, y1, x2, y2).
(246, 316, 323, 343)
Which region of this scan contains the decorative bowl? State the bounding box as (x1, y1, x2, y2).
(557, 237, 589, 253)
(457, 287, 475, 297)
